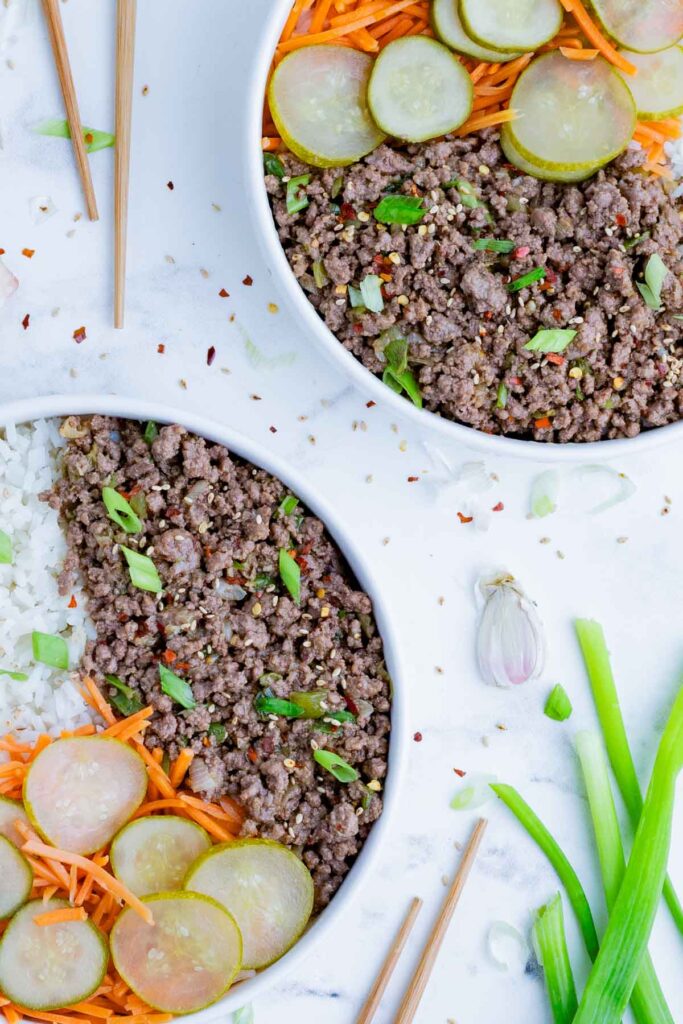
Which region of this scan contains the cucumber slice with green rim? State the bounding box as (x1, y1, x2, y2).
(589, 0, 683, 54)
(24, 736, 148, 856)
(0, 794, 29, 847)
(0, 835, 33, 919)
(508, 52, 636, 171)
(500, 123, 605, 182)
(111, 815, 212, 897)
(367, 36, 473, 144)
(617, 46, 683, 119)
(269, 46, 386, 168)
(460, 0, 563, 54)
(184, 838, 315, 970)
(432, 0, 523, 62)
(111, 892, 242, 1014)
(0, 898, 107, 1009)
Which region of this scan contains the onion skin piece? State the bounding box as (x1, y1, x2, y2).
(574, 684, 683, 1024)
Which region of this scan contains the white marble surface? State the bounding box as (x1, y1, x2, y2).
(0, 2, 681, 1021)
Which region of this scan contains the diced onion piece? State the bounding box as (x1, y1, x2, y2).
(269, 46, 385, 168)
(450, 773, 498, 810)
(0, 794, 29, 847)
(588, 0, 683, 54)
(0, 256, 19, 308)
(617, 45, 683, 119)
(24, 736, 148, 855)
(508, 52, 636, 171)
(0, 899, 107, 1009)
(111, 816, 212, 897)
(569, 465, 636, 515)
(111, 893, 242, 1014)
(368, 37, 473, 143)
(500, 124, 604, 183)
(432, 0, 522, 62)
(487, 920, 531, 972)
(0, 836, 32, 919)
(184, 839, 314, 969)
(530, 469, 560, 518)
(460, 0, 563, 53)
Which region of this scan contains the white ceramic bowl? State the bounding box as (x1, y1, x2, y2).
(245, 1, 683, 462)
(0, 394, 408, 1020)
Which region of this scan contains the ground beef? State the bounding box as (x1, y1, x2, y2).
(46, 417, 391, 910)
(266, 132, 683, 442)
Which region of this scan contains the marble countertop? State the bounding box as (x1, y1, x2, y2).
(0, 2, 680, 1021)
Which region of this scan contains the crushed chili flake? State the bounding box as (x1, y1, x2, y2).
(157, 343, 165, 354)
(21, 314, 29, 330)
(162, 650, 177, 664)
(552, 309, 563, 320)
(0, 248, 5, 255)
(615, 213, 627, 227)
(219, 288, 229, 298)
(166, 181, 174, 190)
(366, 400, 376, 408)
(457, 512, 474, 524)
(67, 595, 77, 609)
(247, 747, 258, 764)
(269, 425, 277, 433)
(513, 246, 530, 259)
(206, 345, 216, 366)
(454, 768, 467, 778)
(352, 323, 363, 335)
(340, 203, 356, 222)
(546, 353, 565, 366)
(73, 326, 86, 343)
(21, 248, 35, 259)
(407, 476, 419, 483)
(344, 694, 360, 716)
(509, 376, 522, 386)
(242, 275, 253, 287)
(413, 732, 423, 743)
(492, 502, 504, 512)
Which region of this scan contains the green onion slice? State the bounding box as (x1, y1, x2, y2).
(0, 530, 12, 565)
(636, 253, 668, 312)
(254, 691, 305, 719)
(278, 495, 299, 517)
(360, 274, 385, 313)
(473, 238, 514, 253)
(208, 723, 227, 744)
(544, 685, 573, 722)
(158, 664, 196, 710)
(102, 487, 143, 534)
(290, 690, 329, 719)
(121, 546, 162, 594)
(32, 631, 69, 671)
(534, 894, 578, 1024)
(508, 267, 546, 292)
(35, 118, 115, 153)
(143, 421, 158, 445)
(105, 674, 144, 717)
(374, 195, 425, 225)
(313, 749, 359, 783)
(286, 175, 310, 215)
(496, 382, 509, 409)
(264, 153, 285, 178)
(524, 329, 577, 354)
(279, 549, 301, 605)
(0, 668, 29, 681)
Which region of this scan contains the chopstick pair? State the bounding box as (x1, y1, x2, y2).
(357, 818, 488, 1024)
(41, 0, 137, 327)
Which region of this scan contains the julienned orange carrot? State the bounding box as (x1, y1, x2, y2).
(558, 0, 637, 74)
(169, 748, 194, 789)
(34, 906, 88, 927)
(81, 677, 116, 726)
(559, 45, 599, 59)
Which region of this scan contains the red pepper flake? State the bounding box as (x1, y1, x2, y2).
(162, 650, 177, 664)
(218, 288, 230, 298)
(352, 323, 363, 335)
(513, 245, 530, 259)
(340, 202, 356, 222)
(535, 416, 552, 430)
(22, 248, 35, 259)
(615, 213, 627, 227)
(454, 768, 467, 778)
(0, 248, 5, 255)
(295, 555, 309, 573)
(509, 376, 522, 386)
(166, 181, 174, 190)
(545, 353, 565, 366)
(242, 275, 253, 287)
(157, 343, 166, 354)
(483, 310, 493, 320)
(545, 268, 558, 284)
(457, 512, 473, 524)
(366, 400, 376, 408)
(492, 502, 504, 512)
(552, 309, 563, 321)
(344, 694, 360, 716)
(175, 661, 189, 671)
(206, 346, 216, 366)
(413, 732, 423, 743)
(612, 266, 624, 276)
(73, 326, 87, 343)
(21, 314, 29, 330)
(269, 425, 277, 434)
(67, 595, 77, 609)
(407, 476, 419, 483)
(247, 747, 258, 764)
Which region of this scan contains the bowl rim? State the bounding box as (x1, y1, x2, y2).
(0, 394, 409, 1020)
(246, 0, 683, 463)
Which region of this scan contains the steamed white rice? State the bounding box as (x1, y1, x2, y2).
(0, 419, 94, 739)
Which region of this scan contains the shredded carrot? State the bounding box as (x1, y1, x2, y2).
(535, 417, 553, 430)
(559, 0, 637, 74)
(169, 748, 194, 789)
(34, 906, 88, 927)
(559, 45, 599, 59)
(133, 742, 177, 799)
(80, 677, 116, 726)
(102, 707, 154, 740)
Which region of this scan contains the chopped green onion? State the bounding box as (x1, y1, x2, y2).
(121, 546, 162, 594)
(576, 731, 674, 1024)
(143, 421, 158, 445)
(312, 260, 328, 289)
(263, 153, 285, 178)
(258, 672, 283, 688)
(286, 175, 310, 216)
(534, 895, 578, 1024)
(159, 664, 196, 710)
(0, 529, 12, 565)
(105, 674, 144, 717)
(472, 238, 515, 253)
(35, 118, 115, 153)
(290, 690, 329, 719)
(496, 382, 509, 409)
(623, 231, 650, 250)
(574, 619, 683, 933)
(383, 367, 423, 408)
(384, 335, 408, 374)
(530, 470, 558, 518)
(330, 175, 344, 199)
(360, 274, 385, 313)
(508, 267, 547, 292)
(544, 685, 573, 722)
(278, 495, 299, 517)
(373, 195, 425, 226)
(450, 773, 497, 811)
(233, 1005, 254, 1024)
(208, 722, 227, 744)
(0, 668, 29, 681)
(32, 632, 69, 671)
(102, 487, 142, 534)
(636, 253, 668, 311)
(573, 685, 683, 1024)
(254, 691, 305, 718)
(279, 548, 301, 605)
(251, 572, 274, 590)
(524, 329, 577, 354)
(348, 284, 365, 309)
(448, 178, 488, 214)
(491, 783, 599, 961)
(313, 749, 359, 783)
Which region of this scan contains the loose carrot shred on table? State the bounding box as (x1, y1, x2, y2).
(34, 906, 88, 927)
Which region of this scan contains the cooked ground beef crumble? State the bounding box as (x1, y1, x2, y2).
(46, 416, 391, 910)
(266, 131, 683, 442)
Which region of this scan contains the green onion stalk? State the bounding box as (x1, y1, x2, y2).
(575, 619, 683, 934)
(533, 894, 578, 1024)
(574, 684, 683, 1024)
(576, 731, 673, 1024)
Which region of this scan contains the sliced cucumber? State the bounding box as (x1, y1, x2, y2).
(508, 52, 636, 171)
(0, 794, 29, 847)
(0, 898, 107, 1009)
(500, 123, 605, 182)
(460, 0, 563, 54)
(0, 835, 33, 919)
(432, 0, 522, 62)
(618, 45, 683, 119)
(111, 892, 242, 1014)
(367, 37, 473, 143)
(184, 838, 315, 970)
(589, 0, 683, 54)
(24, 736, 148, 856)
(111, 816, 212, 897)
(269, 46, 386, 168)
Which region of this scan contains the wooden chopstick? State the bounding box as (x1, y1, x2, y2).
(114, 0, 137, 329)
(394, 818, 488, 1024)
(40, 0, 98, 221)
(356, 897, 423, 1024)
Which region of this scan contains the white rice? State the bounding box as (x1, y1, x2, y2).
(0, 418, 94, 739)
